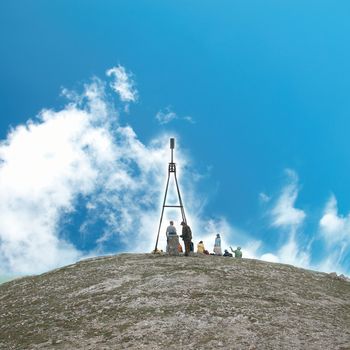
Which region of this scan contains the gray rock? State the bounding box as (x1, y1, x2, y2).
(0, 254, 349, 349)
(167, 235, 180, 256)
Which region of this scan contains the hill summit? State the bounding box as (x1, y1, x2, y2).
(1, 253, 349, 349)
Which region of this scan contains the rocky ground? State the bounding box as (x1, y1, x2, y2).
(0, 253, 349, 349)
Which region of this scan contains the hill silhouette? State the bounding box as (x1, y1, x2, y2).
(0, 253, 349, 349)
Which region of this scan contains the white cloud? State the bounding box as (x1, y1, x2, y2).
(106, 65, 138, 103)
(155, 108, 177, 125)
(258, 169, 311, 270)
(317, 249, 348, 275)
(259, 192, 271, 203)
(257, 175, 349, 275)
(317, 195, 350, 274)
(319, 195, 350, 244)
(0, 75, 178, 276)
(260, 253, 279, 263)
(0, 66, 208, 277)
(277, 232, 310, 267)
(183, 115, 195, 124)
(155, 107, 195, 125)
(258, 235, 310, 268)
(0, 109, 96, 274)
(271, 169, 306, 229)
(2, 68, 348, 278)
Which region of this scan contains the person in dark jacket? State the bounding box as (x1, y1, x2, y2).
(180, 221, 192, 256)
(223, 249, 233, 257)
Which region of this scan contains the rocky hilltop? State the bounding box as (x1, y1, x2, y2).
(0, 253, 349, 349)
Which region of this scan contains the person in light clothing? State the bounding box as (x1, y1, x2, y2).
(166, 221, 177, 236)
(213, 233, 222, 255)
(197, 241, 205, 254)
(166, 221, 177, 253)
(230, 246, 242, 258)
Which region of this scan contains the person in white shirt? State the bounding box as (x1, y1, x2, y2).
(213, 233, 222, 255)
(166, 221, 177, 236)
(166, 221, 177, 252)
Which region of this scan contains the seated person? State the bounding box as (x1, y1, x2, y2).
(197, 240, 205, 254)
(230, 246, 243, 258)
(223, 249, 233, 257)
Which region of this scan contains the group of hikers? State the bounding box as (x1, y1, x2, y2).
(165, 220, 243, 258)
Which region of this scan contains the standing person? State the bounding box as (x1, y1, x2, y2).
(166, 221, 177, 236)
(213, 233, 222, 255)
(166, 221, 177, 253)
(180, 221, 192, 256)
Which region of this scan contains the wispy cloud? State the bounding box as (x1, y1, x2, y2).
(183, 115, 195, 124)
(155, 107, 195, 125)
(253, 172, 350, 275)
(155, 108, 177, 125)
(271, 169, 306, 229)
(257, 169, 311, 269)
(106, 65, 138, 103)
(317, 194, 350, 274)
(259, 192, 271, 203)
(319, 195, 350, 245)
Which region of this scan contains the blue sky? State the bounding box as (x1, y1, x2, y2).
(1, 1, 350, 278)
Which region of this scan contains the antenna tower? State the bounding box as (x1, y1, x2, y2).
(154, 138, 186, 252)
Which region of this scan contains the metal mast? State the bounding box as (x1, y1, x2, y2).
(154, 138, 187, 252)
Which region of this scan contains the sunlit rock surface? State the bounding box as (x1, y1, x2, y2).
(0, 253, 349, 349)
(168, 235, 180, 256)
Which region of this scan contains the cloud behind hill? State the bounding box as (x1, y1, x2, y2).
(0, 70, 169, 275)
(0, 66, 348, 278)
